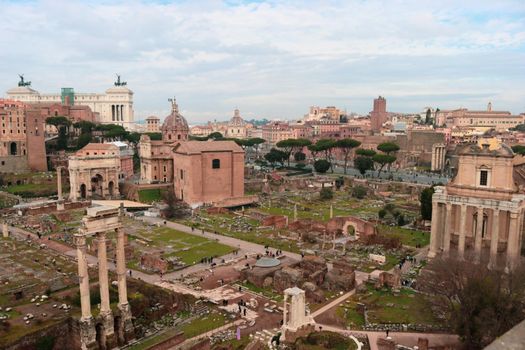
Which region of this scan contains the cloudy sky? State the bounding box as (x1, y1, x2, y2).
(1, 0, 524, 124)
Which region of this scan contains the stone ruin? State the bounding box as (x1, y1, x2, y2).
(375, 270, 401, 289)
(139, 251, 181, 273)
(289, 216, 377, 242)
(242, 255, 356, 303)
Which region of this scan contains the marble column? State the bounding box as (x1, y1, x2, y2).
(293, 204, 297, 222)
(329, 205, 333, 219)
(458, 204, 467, 259)
(282, 294, 288, 327)
(443, 204, 453, 256)
(488, 209, 500, 269)
(2, 222, 8, 238)
(429, 201, 441, 258)
(97, 232, 116, 348)
(116, 226, 134, 342)
(57, 167, 64, 211)
(474, 207, 484, 263)
(506, 211, 519, 271)
(75, 233, 97, 350)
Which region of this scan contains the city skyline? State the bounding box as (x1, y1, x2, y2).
(1, 0, 524, 123)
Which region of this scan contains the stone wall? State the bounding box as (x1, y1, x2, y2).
(4, 317, 80, 350)
(262, 215, 288, 228)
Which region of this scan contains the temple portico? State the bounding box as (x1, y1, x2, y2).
(76, 204, 134, 349)
(429, 140, 525, 271)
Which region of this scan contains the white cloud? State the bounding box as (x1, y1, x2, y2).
(0, 0, 524, 123)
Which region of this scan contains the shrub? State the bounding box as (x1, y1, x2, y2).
(319, 187, 333, 200)
(378, 209, 387, 219)
(314, 159, 330, 173)
(351, 185, 367, 199)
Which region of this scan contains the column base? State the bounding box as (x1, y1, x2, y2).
(78, 316, 97, 350)
(118, 303, 135, 344)
(99, 310, 118, 350)
(427, 250, 437, 259)
(57, 199, 65, 211)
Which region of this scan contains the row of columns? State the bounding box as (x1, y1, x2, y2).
(111, 104, 125, 122)
(76, 226, 132, 349)
(431, 144, 446, 171)
(429, 201, 523, 270)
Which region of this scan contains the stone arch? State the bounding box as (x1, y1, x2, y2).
(108, 181, 115, 197)
(9, 142, 17, 156)
(91, 174, 104, 198)
(80, 184, 87, 199)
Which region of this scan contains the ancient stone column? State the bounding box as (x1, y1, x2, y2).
(293, 204, 297, 222)
(2, 222, 8, 238)
(75, 233, 96, 349)
(506, 211, 519, 271)
(488, 209, 500, 269)
(96, 231, 116, 348)
(458, 205, 467, 259)
(474, 207, 484, 263)
(428, 202, 441, 258)
(282, 294, 287, 327)
(329, 205, 333, 219)
(443, 204, 453, 256)
(57, 167, 65, 211)
(116, 226, 134, 342)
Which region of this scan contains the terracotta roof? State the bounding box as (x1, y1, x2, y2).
(80, 143, 119, 151)
(173, 140, 244, 154)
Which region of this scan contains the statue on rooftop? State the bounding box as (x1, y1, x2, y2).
(114, 74, 127, 86)
(17, 74, 31, 87)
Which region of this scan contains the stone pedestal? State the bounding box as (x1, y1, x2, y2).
(99, 310, 118, 349)
(79, 316, 97, 350)
(118, 303, 135, 343)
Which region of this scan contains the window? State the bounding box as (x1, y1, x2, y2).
(212, 159, 220, 169)
(180, 169, 184, 179)
(480, 170, 488, 186)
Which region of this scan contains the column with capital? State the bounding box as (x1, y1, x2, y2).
(488, 209, 500, 269)
(97, 232, 116, 348)
(75, 233, 96, 349)
(474, 207, 484, 263)
(428, 201, 441, 258)
(458, 204, 467, 259)
(57, 167, 65, 211)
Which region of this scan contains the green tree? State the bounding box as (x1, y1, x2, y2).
(377, 142, 400, 155)
(307, 143, 321, 162)
(264, 148, 287, 168)
(351, 185, 367, 199)
(145, 132, 162, 140)
(378, 209, 387, 219)
(47, 116, 72, 151)
(336, 138, 361, 174)
(294, 151, 306, 162)
(425, 108, 432, 125)
(420, 186, 435, 220)
(319, 187, 333, 200)
(73, 120, 96, 134)
(276, 138, 312, 167)
(511, 145, 525, 155)
(354, 156, 374, 175)
(313, 159, 330, 173)
(355, 148, 376, 157)
(248, 137, 266, 159)
(77, 133, 92, 149)
(315, 139, 337, 172)
(372, 153, 396, 176)
(208, 131, 223, 140)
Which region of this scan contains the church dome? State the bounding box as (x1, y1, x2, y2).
(161, 98, 189, 142)
(228, 108, 245, 127)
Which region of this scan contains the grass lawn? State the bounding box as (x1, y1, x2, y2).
(213, 336, 251, 350)
(378, 225, 430, 247)
(138, 189, 163, 203)
(239, 281, 283, 302)
(127, 328, 182, 350)
(181, 312, 227, 339)
(294, 331, 358, 350)
(168, 241, 235, 265)
(5, 182, 57, 197)
(341, 285, 441, 327)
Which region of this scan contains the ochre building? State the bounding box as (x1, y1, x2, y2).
(430, 139, 525, 270)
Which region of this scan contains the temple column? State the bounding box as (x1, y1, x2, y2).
(283, 294, 288, 327)
(75, 233, 96, 350)
(2, 222, 8, 238)
(429, 201, 441, 258)
(488, 209, 500, 269)
(458, 204, 467, 259)
(57, 167, 64, 211)
(97, 231, 116, 348)
(116, 225, 134, 343)
(506, 211, 519, 271)
(443, 203, 453, 256)
(474, 207, 484, 263)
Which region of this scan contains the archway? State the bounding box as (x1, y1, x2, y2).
(95, 322, 107, 350)
(108, 181, 114, 197)
(80, 184, 87, 199)
(91, 174, 104, 198)
(9, 142, 17, 156)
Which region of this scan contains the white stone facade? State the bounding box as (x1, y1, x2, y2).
(6, 85, 134, 129)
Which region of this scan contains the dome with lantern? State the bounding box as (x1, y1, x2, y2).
(161, 98, 189, 142)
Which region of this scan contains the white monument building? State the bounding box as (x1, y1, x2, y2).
(6, 75, 134, 129)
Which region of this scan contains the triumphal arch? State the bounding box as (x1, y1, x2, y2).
(69, 144, 121, 201)
(76, 204, 134, 349)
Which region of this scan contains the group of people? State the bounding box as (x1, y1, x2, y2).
(263, 245, 284, 258)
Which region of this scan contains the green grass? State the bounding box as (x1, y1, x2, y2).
(378, 225, 430, 247)
(239, 281, 283, 302)
(168, 241, 235, 265)
(127, 328, 183, 350)
(5, 183, 57, 197)
(181, 312, 227, 339)
(138, 189, 163, 203)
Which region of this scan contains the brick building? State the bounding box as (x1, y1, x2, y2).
(0, 99, 47, 173)
(370, 96, 388, 133)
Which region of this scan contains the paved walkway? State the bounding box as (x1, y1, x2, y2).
(311, 290, 355, 318)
